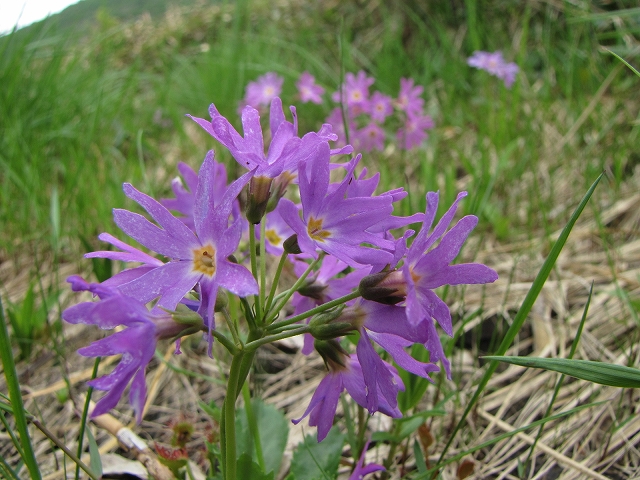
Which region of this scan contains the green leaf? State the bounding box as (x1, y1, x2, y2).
(85, 427, 102, 477)
(237, 454, 274, 480)
(413, 439, 428, 474)
(483, 356, 640, 388)
(235, 398, 288, 477)
(289, 427, 345, 480)
(397, 343, 433, 412)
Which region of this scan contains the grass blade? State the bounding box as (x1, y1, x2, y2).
(483, 357, 640, 388)
(436, 172, 604, 466)
(0, 296, 41, 479)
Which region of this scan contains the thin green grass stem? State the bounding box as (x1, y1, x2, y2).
(420, 403, 600, 479)
(241, 382, 265, 471)
(0, 409, 24, 459)
(525, 281, 593, 474)
(340, 396, 358, 458)
(266, 290, 361, 332)
(30, 416, 99, 480)
(0, 456, 19, 480)
(265, 253, 288, 316)
(0, 297, 41, 480)
(249, 224, 262, 320)
(436, 172, 603, 468)
(75, 357, 101, 480)
(265, 254, 324, 324)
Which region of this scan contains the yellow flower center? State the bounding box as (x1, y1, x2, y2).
(265, 229, 281, 246)
(308, 216, 331, 242)
(410, 268, 421, 284)
(192, 245, 216, 276)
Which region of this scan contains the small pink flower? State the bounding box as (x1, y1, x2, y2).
(243, 72, 284, 108)
(396, 112, 434, 150)
(368, 91, 393, 123)
(296, 71, 324, 104)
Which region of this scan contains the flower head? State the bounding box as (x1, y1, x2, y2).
(332, 71, 375, 112)
(243, 72, 284, 108)
(279, 146, 395, 267)
(467, 51, 519, 88)
(293, 353, 402, 442)
(396, 78, 424, 115)
(403, 191, 499, 376)
(396, 112, 434, 150)
(368, 91, 393, 123)
(62, 277, 204, 422)
(87, 154, 258, 353)
(296, 71, 324, 104)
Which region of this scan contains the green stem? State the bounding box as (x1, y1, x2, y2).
(267, 290, 361, 332)
(0, 297, 41, 480)
(212, 328, 240, 355)
(265, 254, 324, 324)
(249, 224, 262, 320)
(245, 326, 310, 352)
(223, 352, 245, 480)
(264, 253, 288, 317)
(221, 309, 243, 348)
(259, 220, 267, 319)
(75, 357, 100, 480)
(241, 382, 265, 471)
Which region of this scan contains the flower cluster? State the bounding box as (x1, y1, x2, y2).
(239, 70, 435, 153)
(63, 96, 497, 443)
(467, 51, 519, 88)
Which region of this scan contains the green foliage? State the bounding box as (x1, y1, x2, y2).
(235, 398, 289, 477)
(287, 427, 345, 480)
(484, 356, 640, 388)
(6, 283, 54, 360)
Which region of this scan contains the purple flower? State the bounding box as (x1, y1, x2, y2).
(368, 91, 393, 123)
(332, 71, 375, 112)
(402, 192, 498, 376)
(349, 440, 385, 480)
(62, 277, 204, 422)
(279, 146, 395, 267)
(467, 51, 519, 88)
(340, 300, 439, 412)
(396, 78, 424, 115)
(189, 98, 349, 180)
(293, 354, 402, 442)
(243, 72, 283, 108)
(259, 203, 296, 255)
(353, 122, 385, 152)
(396, 112, 434, 150)
(88, 155, 258, 348)
(160, 155, 232, 231)
(296, 71, 324, 104)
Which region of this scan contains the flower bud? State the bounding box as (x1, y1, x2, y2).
(297, 281, 328, 301)
(266, 171, 296, 213)
(156, 306, 205, 341)
(314, 338, 349, 371)
(246, 176, 273, 224)
(308, 305, 355, 340)
(283, 234, 302, 254)
(214, 290, 229, 311)
(359, 270, 407, 305)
